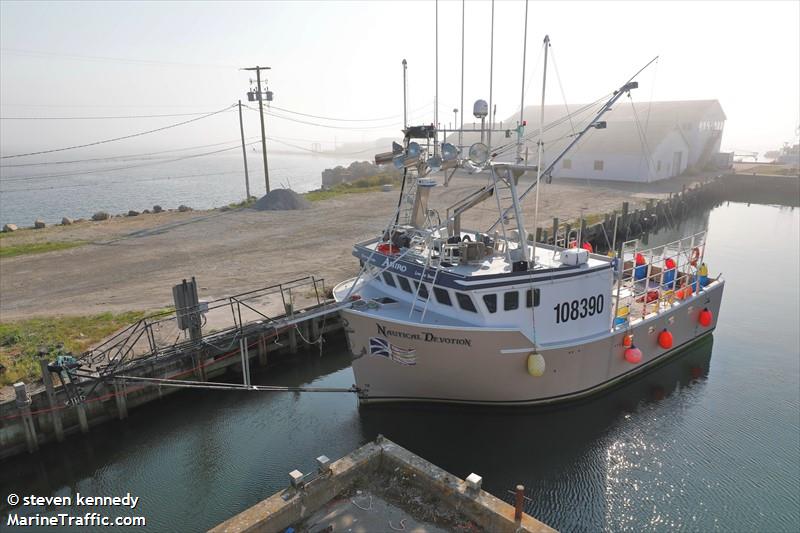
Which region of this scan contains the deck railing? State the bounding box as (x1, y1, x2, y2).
(612, 230, 709, 330)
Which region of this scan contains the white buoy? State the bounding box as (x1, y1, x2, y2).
(527, 352, 546, 377)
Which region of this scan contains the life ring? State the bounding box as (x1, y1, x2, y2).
(690, 247, 700, 266)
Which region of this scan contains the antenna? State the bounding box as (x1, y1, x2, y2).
(402, 59, 408, 130)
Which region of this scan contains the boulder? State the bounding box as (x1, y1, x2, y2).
(220, 205, 231, 212)
(2, 223, 18, 233)
(61, 217, 73, 225)
(74, 218, 86, 223)
(142, 209, 151, 214)
(34, 219, 46, 229)
(92, 211, 110, 221)
(178, 204, 192, 212)
(152, 205, 163, 213)
(128, 210, 140, 217)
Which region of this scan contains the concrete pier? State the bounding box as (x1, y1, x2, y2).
(210, 436, 556, 533)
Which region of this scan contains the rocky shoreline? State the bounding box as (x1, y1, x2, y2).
(2, 203, 195, 233)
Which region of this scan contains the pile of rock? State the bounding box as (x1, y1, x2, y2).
(253, 189, 311, 211)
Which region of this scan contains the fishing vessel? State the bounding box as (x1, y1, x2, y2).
(333, 28, 724, 405)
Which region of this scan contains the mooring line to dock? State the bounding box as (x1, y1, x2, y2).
(115, 375, 359, 394)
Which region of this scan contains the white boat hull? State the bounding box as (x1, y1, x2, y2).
(341, 281, 724, 405)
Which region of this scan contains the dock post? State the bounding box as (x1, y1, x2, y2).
(285, 304, 298, 354)
(551, 217, 559, 246)
(75, 402, 90, 434)
(258, 334, 268, 366)
(14, 382, 38, 453)
(39, 359, 64, 442)
(514, 484, 524, 522)
(113, 380, 128, 420)
(310, 317, 320, 344)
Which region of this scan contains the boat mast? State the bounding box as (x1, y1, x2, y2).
(516, 0, 529, 163)
(487, 0, 495, 154)
(434, 0, 439, 157)
(459, 0, 465, 151)
(402, 59, 408, 130)
(531, 35, 550, 267)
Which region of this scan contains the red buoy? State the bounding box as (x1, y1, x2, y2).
(665, 257, 676, 269)
(635, 253, 646, 266)
(582, 242, 594, 253)
(624, 345, 643, 364)
(698, 308, 713, 327)
(623, 334, 633, 348)
(658, 329, 673, 349)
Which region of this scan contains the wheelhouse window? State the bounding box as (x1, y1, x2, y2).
(398, 276, 412, 293)
(382, 272, 396, 287)
(456, 292, 477, 313)
(504, 291, 519, 311)
(483, 294, 497, 313)
(434, 287, 452, 306)
(526, 288, 540, 308)
(414, 281, 429, 299)
(594, 160, 604, 171)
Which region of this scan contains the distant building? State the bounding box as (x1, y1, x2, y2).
(452, 100, 726, 183)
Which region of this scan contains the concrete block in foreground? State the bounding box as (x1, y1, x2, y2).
(210, 436, 556, 533)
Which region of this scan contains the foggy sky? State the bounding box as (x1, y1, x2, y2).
(1, 0, 798, 159)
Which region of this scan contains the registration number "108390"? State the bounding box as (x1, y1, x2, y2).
(554, 295, 604, 324)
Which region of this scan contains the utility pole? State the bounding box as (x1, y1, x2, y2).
(242, 65, 272, 194)
(238, 100, 250, 200)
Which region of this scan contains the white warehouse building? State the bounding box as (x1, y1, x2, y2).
(456, 100, 726, 183)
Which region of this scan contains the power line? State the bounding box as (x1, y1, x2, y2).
(244, 105, 402, 130)
(0, 47, 237, 69)
(0, 137, 259, 168)
(0, 105, 236, 159)
(267, 102, 433, 123)
(1, 170, 246, 194)
(1, 141, 260, 183)
(0, 110, 237, 120)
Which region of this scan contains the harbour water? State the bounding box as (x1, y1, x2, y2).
(1, 202, 798, 532)
(0, 153, 356, 227)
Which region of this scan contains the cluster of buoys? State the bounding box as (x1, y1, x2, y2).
(698, 307, 713, 327)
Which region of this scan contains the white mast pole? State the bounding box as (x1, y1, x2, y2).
(517, 1, 529, 163)
(532, 35, 550, 267)
(434, 0, 439, 156)
(487, 0, 495, 154)
(459, 0, 465, 151)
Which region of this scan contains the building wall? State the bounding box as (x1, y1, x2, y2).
(550, 130, 689, 183)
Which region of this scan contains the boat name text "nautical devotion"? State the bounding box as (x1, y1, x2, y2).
(376, 323, 472, 346)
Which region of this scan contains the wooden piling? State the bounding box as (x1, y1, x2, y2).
(514, 484, 524, 522)
(14, 383, 38, 453)
(114, 380, 128, 420)
(39, 359, 64, 442)
(285, 304, 298, 354)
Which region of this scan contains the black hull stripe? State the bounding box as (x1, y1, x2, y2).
(357, 329, 715, 406)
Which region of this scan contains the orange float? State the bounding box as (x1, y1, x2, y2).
(698, 308, 713, 327)
(624, 345, 642, 364)
(658, 329, 673, 349)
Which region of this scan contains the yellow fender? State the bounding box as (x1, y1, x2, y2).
(527, 352, 546, 377)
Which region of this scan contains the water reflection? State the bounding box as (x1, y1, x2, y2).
(358, 335, 714, 531)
